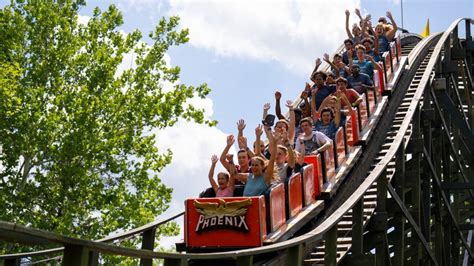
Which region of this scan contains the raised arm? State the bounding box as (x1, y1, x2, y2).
(385, 11, 398, 40)
(264, 124, 275, 155)
(354, 8, 363, 23)
(282, 132, 296, 169)
(275, 91, 285, 120)
(311, 87, 318, 119)
(323, 53, 340, 76)
(365, 19, 374, 37)
(254, 124, 265, 158)
(262, 103, 270, 120)
(359, 16, 368, 39)
(345, 10, 354, 39)
(219, 135, 235, 171)
(226, 161, 236, 193)
(347, 49, 354, 68)
(334, 94, 342, 128)
(208, 155, 219, 193)
(373, 33, 380, 55)
(300, 89, 312, 118)
(286, 100, 296, 145)
(310, 58, 322, 83)
(264, 133, 280, 185)
(238, 136, 255, 158)
(236, 119, 246, 144)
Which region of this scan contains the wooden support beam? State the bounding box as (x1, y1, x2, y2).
(140, 227, 156, 266)
(235, 256, 253, 266)
(3, 258, 20, 266)
(386, 183, 439, 265)
(324, 225, 337, 266)
(442, 182, 474, 190)
(459, 224, 474, 231)
(286, 244, 303, 265)
(423, 147, 474, 260)
(62, 245, 89, 266)
(163, 258, 187, 266)
(352, 199, 364, 256)
(392, 143, 406, 266)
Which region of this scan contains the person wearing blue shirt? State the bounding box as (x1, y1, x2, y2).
(347, 64, 374, 94)
(342, 39, 357, 65)
(374, 11, 398, 54)
(362, 37, 381, 62)
(311, 71, 336, 110)
(350, 44, 383, 80)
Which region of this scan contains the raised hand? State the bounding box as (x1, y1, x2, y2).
(365, 14, 372, 22)
(323, 53, 330, 62)
(315, 58, 321, 66)
(345, 9, 350, 16)
(305, 82, 311, 91)
(237, 119, 246, 131)
(386, 11, 393, 20)
(355, 8, 361, 17)
(285, 100, 294, 110)
(255, 124, 263, 138)
(211, 155, 218, 164)
(263, 103, 271, 111)
(347, 49, 353, 58)
(275, 91, 282, 100)
(226, 135, 235, 146)
(300, 90, 308, 99)
(226, 153, 234, 162)
(311, 87, 318, 96)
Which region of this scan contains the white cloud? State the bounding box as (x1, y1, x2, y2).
(168, 0, 361, 75)
(77, 14, 90, 25)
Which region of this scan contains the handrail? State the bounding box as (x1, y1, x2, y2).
(0, 211, 184, 259)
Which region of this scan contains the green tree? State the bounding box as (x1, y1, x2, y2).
(0, 0, 214, 252)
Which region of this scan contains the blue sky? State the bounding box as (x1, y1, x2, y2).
(74, 0, 473, 246)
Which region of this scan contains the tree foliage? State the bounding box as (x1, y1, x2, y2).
(0, 0, 214, 250)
